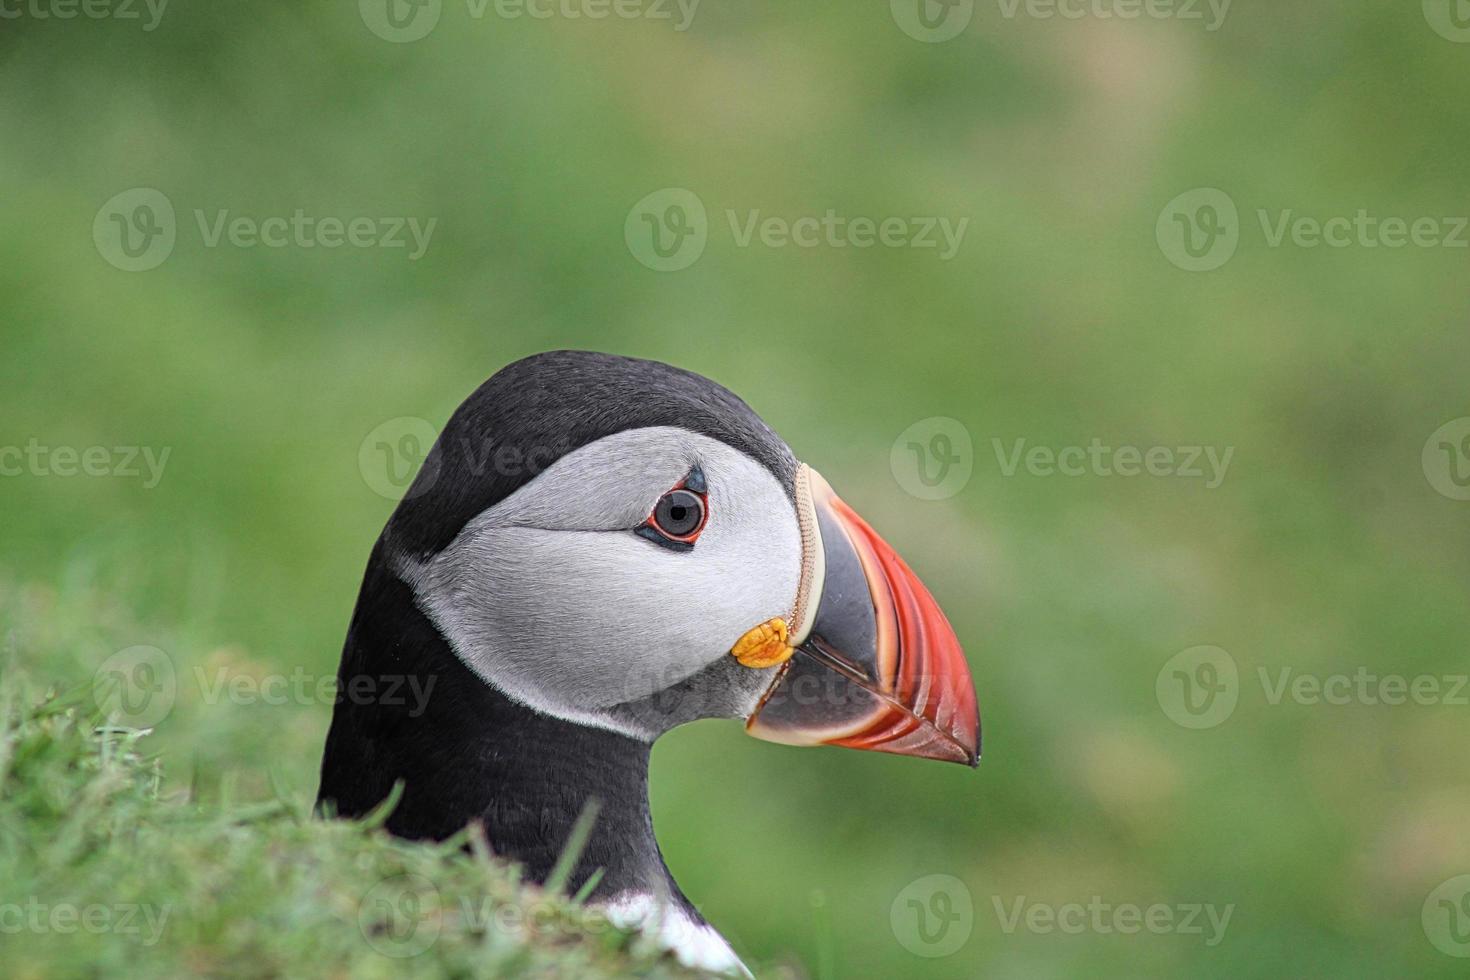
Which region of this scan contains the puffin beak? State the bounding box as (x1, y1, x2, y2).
(744, 468, 980, 766)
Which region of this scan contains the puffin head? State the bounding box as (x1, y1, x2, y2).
(319, 350, 978, 972)
(384, 350, 978, 762)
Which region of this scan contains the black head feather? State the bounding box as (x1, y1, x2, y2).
(386, 350, 797, 559)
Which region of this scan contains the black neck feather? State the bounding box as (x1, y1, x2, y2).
(317, 548, 691, 911)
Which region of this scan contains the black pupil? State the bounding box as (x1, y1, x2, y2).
(657, 490, 702, 536)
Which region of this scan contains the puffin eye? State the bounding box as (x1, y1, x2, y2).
(655, 490, 704, 538)
(636, 474, 708, 552)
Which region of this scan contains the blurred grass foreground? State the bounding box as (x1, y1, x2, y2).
(0, 643, 719, 979)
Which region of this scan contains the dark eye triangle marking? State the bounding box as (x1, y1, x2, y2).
(634, 524, 695, 552)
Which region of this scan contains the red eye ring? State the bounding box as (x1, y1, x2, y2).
(636, 471, 709, 551)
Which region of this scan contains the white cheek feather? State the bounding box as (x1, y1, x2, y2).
(397, 426, 802, 738)
(601, 892, 751, 977)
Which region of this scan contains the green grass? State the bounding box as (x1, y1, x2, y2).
(0, 655, 718, 979)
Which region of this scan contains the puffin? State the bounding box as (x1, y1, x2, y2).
(317, 350, 980, 975)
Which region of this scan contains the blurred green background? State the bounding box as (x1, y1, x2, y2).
(4, 1, 1470, 976)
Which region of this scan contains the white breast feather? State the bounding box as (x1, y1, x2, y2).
(601, 891, 751, 977)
